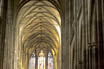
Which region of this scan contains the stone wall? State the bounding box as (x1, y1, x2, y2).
(0, 0, 104, 69)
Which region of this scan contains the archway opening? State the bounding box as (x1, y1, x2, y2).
(14, 0, 61, 69)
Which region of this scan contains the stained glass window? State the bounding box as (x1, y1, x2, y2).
(38, 50, 45, 69)
(29, 52, 35, 69)
(48, 52, 53, 69)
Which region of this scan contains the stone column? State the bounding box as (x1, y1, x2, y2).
(27, 53, 29, 69)
(3, 0, 14, 69)
(96, 0, 104, 69)
(62, 0, 70, 69)
(45, 51, 48, 69)
(0, 0, 7, 69)
(35, 52, 38, 69)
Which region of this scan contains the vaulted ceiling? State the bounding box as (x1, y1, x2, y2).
(17, 0, 61, 56)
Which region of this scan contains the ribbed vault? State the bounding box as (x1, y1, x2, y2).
(16, 0, 61, 61)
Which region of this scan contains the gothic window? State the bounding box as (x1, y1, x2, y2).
(29, 52, 35, 69)
(38, 50, 45, 69)
(48, 52, 53, 69)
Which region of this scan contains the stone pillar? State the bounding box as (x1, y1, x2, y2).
(88, 0, 97, 68)
(45, 52, 48, 69)
(96, 0, 104, 69)
(35, 52, 38, 69)
(62, 0, 70, 69)
(3, 0, 14, 69)
(0, 0, 7, 69)
(27, 53, 29, 69)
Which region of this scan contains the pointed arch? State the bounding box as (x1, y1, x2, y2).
(14, 0, 62, 69)
(38, 50, 45, 69)
(48, 52, 54, 69)
(29, 52, 35, 69)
